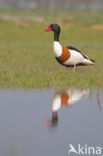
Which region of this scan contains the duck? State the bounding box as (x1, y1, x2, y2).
(45, 24, 95, 71)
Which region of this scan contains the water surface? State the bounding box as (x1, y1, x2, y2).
(0, 87, 103, 156)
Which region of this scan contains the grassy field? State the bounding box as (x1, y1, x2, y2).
(0, 9, 103, 88)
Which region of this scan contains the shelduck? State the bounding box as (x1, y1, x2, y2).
(45, 24, 95, 71)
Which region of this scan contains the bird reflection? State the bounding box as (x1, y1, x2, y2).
(46, 87, 89, 128)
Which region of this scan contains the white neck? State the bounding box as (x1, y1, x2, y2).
(53, 41, 62, 57)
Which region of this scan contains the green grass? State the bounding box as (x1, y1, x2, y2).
(0, 9, 103, 88)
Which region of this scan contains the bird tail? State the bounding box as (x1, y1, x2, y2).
(83, 58, 95, 65)
(90, 59, 95, 63)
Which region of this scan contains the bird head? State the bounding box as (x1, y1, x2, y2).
(45, 24, 61, 34)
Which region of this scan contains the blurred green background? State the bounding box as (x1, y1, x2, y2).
(0, 0, 103, 88)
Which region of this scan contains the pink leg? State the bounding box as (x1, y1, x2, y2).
(73, 64, 76, 71)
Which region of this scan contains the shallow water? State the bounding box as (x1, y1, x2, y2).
(0, 87, 103, 156)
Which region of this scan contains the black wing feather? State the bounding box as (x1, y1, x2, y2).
(67, 45, 89, 59)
